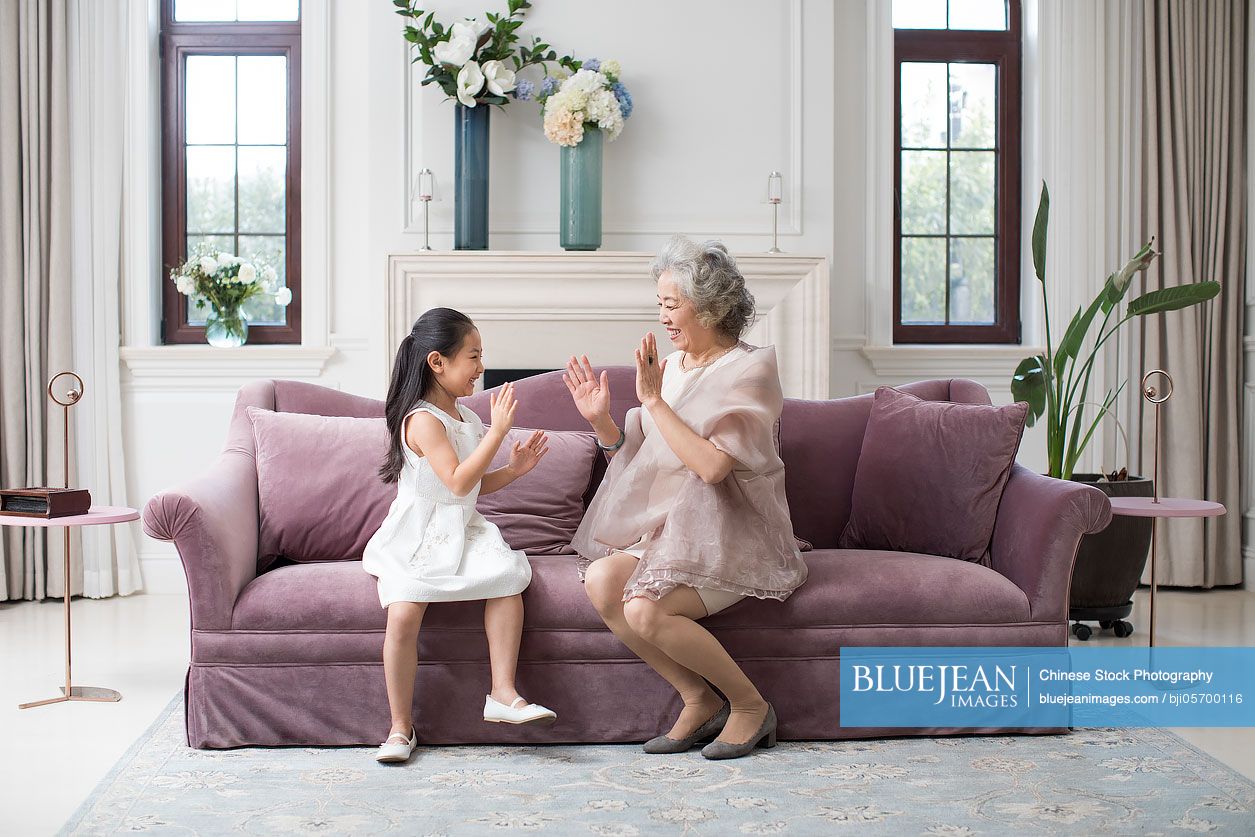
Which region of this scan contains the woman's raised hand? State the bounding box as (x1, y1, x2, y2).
(563, 354, 610, 424)
(489, 381, 518, 436)
(634, 332, 666, 407)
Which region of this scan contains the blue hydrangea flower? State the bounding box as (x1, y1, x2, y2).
(513, 79, 535, 101)
(612, 82, 633, 119)
(539, 76, 558, 97)
(582, 58, 601, 72)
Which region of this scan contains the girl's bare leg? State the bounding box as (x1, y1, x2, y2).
(383, 601, 428, 737)
(484, 593, 526, 704)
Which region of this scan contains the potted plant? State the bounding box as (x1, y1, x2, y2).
(396, 0, 562, 250)
(170, 246, 290, 348)
(533, 58, 633, 251)
(1011, 182, 1220, 640)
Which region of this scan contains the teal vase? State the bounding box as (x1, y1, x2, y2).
(454, 103, 490, 250)
(560, 126, 603, 251)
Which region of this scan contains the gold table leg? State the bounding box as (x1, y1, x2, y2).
(18, 526, 122, 709)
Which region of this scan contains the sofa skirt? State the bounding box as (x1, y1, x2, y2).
(185, 655, 1068, 749)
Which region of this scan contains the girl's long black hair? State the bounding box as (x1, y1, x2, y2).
(379, 307, 477, 483)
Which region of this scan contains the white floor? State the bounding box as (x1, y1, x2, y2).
(1, 586, 1252, 836)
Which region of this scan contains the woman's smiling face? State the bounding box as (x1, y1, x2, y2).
(657, 271, 710, 352)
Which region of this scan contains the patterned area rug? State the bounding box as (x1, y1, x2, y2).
(61, 696, 1255, 835)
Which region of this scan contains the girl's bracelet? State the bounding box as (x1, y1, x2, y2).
(596, 426, 626, 452)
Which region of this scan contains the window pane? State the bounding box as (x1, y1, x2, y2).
(950, 237, 996, 323)
(950, 151, 996, 234)
(949, 63, 996, 149)
(901, 151, 947, 234)
(238, 146, 286, 233)
(239, 235, 287, 325)
(948, 0, 1007, 30)
(237, 56, 288, 144)
(174, 0, 237, 21)
(186, 146, 236, 233)
(237, 0, 299, 21)
(893, 0, 946, 29)
(175, 0, 298, 21)
(185, 56, 236, 144)
(901, 237, 947, 323)
(901, 63, 947, 148)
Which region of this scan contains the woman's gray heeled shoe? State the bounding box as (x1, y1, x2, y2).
(642, 701, 731, 754)
(701, 703, 777, 760)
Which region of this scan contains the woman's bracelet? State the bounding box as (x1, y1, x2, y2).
(596, 426, 626, 452)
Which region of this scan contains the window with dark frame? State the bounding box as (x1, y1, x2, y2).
(160, 0, 301, 344)
(893, 0, 1021, 344)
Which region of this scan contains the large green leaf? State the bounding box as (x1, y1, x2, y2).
(1011, 354, 1047, 427)
(1032, 182, 1049, 284)
(1127, 281, 1221, 317)
(1055, 291, 1106, 378)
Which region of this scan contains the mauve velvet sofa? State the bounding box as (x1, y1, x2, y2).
(143, 371, 1112, 749)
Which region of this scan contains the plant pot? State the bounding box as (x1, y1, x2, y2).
(454, 103, 490, 250)
(1067, 474, 1153, 638)
(205, 310, 248, 348)
(559, 125, 603, 251)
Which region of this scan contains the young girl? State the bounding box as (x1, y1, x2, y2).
(364, 307, 557, 764)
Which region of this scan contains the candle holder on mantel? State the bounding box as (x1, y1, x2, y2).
(766, 171, 783, 253)
(413, 168, 435, 251)
(1103, 369, 1226, 648)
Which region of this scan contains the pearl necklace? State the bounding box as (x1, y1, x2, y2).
(681, 342, 738, 372)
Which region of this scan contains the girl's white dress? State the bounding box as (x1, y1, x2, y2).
(363, 400, 532, 608)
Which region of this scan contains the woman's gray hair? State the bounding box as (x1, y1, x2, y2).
(649, 235, 756, 340)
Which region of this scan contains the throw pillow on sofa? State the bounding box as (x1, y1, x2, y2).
(837, 386, 1027, 563)
(478, 426, 599, 555)
(247, 408, 599, 565)
(248, 408, 395, 566)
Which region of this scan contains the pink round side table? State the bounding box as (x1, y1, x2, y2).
(1108, 496, 1226, 647)
(0, 505, 140, 709)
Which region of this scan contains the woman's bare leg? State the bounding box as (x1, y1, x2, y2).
(484, 593, 525, 705)
(622, 588, 768, 745)
(584, 554, 723, 738)
(383, 601, 428, 738)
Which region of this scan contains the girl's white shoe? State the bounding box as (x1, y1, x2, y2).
(374, 728, 417, 763)
(483, 694, 558, 725)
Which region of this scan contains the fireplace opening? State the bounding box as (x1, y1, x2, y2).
(484, 369, 556, 389)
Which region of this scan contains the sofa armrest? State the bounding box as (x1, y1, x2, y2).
(989, 464, 1112, 621)
(142, 451, 259, 631)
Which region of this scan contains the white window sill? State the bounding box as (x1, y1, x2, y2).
(120, 345, 336, 381)
(860, 343, 1042, 378)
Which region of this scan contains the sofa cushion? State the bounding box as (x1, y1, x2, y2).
(226, 550, 1031, 662)
(248, 407, 394, 565)
(248, 407, 602, 563)
(477, 426, 599, 554)
(838, 386, 1027, 563)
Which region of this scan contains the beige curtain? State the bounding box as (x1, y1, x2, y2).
(1137, 0, 1246, 587)
(0, 0, 77, 600)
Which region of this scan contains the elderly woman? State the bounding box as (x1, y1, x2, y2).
(563, 235, 808, 760)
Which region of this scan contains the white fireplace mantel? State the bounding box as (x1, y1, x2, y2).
(385, 251, 830, 399)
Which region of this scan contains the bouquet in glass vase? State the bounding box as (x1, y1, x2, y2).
(170, 245, 291, 347)
(534, 58, 633, 250)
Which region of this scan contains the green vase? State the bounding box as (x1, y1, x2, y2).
(560, 126, 603, 251)
(205, 309, 248, 348)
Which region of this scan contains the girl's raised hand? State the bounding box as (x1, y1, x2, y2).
(563, 354, 610, 423)
(507, 429, 549, 477)
(489, 381, 517, 436)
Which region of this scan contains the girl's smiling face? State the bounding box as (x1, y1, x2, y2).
(429, 328, 484, 398)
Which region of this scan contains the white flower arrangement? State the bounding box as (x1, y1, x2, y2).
(169, 244, 290, 320)
(535, 58, 632, 147)
(397, 0, 562, 109)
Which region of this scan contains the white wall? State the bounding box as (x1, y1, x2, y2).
(120, 0, 1125, 590)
